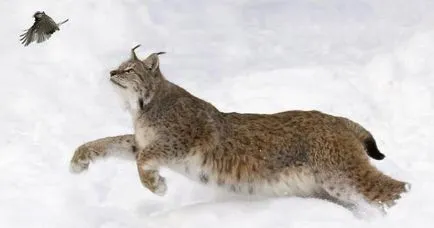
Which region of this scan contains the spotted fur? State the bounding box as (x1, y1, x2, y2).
(70, 46, 410, 217)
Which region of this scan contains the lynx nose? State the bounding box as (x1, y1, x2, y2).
(110, 70, 118, 77)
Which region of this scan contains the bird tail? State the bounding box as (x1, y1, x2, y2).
(57, 19, 69, 26)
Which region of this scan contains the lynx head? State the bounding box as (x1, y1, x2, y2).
(110, 45, 166, 112)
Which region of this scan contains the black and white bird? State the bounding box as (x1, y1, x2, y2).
(20, 11, 69, 46)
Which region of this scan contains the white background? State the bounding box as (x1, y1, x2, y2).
(0, 0, 433, 227)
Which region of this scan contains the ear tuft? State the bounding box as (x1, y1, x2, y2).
(143, 51, 165, 72)
(130, 44, 141, 60)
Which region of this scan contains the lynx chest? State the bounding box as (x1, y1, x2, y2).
(134, 119, 158, 149)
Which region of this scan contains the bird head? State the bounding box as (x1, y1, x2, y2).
(33, 11, 45, 19)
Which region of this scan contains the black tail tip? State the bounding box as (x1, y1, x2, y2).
(364, 137, 386, 160)
(370, 150, 385, 160)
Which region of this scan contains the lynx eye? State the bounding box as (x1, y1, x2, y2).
(125, 68, 134, 74)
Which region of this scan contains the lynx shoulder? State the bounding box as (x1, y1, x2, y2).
(70, 45, 410, 217)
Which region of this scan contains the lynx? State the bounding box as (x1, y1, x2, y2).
(70, 45, 410, 216)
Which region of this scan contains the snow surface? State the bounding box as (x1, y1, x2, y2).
(1, 0, 433, 227)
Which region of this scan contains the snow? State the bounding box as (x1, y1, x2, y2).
(1, 0, 433, 227)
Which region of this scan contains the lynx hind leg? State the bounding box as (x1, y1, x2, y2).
(319, 164, 411, 217)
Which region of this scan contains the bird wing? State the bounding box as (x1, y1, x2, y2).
(19, 24, 39, 46)
(20, 16, 59, 46)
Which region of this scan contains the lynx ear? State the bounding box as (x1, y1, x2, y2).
(143, 52, 165, 72)
(130, 44, 141, 60)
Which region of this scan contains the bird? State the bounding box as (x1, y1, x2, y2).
(19, 11, 69, 46)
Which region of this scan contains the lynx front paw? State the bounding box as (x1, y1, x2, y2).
(153, 176, 167, 196)
(139, 171, 168, 196)
(70, 159, 89, 173)
(69, 146, 91, 174)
